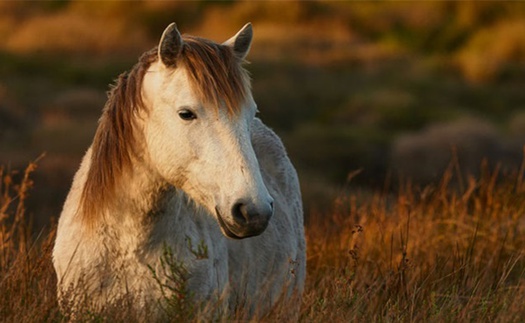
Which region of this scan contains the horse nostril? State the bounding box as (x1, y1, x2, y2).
(231, 199, 274, 228)
(232, 202, 249, 224)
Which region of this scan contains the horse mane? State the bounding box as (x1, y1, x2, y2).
(181, 35, 250, 115)
(80, 36, 251, 226)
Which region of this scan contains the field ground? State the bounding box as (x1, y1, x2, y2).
(2, 161, 525, 321)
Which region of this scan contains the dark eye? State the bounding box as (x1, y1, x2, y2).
(178, 109, 196, 121)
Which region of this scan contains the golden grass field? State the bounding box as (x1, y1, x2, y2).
(2, 158, 525, 321)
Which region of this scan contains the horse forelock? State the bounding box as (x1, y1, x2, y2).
(80, 37, 250, 227)
(180, 35, 251, 116)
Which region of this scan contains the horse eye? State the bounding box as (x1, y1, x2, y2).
(178, 109, 196, 121)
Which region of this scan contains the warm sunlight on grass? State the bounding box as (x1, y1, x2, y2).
(3, 159, 525, 321)
(303, 159, 525, 321)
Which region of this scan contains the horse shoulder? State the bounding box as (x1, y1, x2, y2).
(53, 148, 94, 278)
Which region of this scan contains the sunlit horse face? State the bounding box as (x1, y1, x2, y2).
(141, 23, 273, 239)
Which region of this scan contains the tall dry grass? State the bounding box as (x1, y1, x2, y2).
(0, 161, 60, 322)
(2, 158, 525, 321)
(304, 159, 525, 321)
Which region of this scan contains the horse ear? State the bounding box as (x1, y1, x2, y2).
(158, 23, 183, 67)
(223, 23, 253, 60)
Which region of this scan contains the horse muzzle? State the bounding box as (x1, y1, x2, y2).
(215, 199, 273, 239)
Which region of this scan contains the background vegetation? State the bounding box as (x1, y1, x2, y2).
(2, 1, 525, 321)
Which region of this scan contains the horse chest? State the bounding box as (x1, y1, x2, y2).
(145, 205, 230, 295)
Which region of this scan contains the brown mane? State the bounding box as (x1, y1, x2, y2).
(181, 35, 250, 115)
(80, 36, 251, 226)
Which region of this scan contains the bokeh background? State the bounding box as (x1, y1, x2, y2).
(1, 1, 525, 229)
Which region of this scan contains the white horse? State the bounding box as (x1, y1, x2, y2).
(52, 23, 305, 318)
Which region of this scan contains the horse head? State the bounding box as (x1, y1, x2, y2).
(140, 23, 273, 239)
